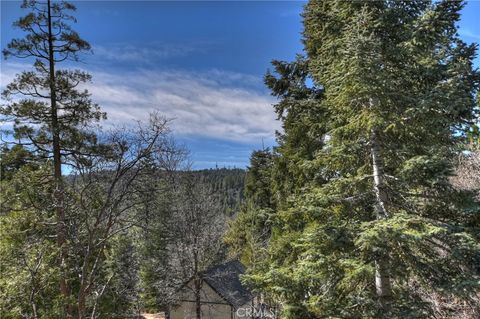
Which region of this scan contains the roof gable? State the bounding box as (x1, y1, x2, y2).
(202, 260, 253, 308)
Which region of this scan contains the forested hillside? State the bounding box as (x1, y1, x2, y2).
(191, 168, 245, 216)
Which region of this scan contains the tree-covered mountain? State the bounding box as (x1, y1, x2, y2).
(190, 168, 246, 216)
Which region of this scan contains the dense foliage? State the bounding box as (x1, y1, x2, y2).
(229, 1, 480, 318)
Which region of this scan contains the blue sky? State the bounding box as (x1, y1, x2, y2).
(1, 1, 480, 169)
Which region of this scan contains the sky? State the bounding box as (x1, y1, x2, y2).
(1, 1, 480, 169)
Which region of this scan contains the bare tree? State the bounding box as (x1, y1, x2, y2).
(451, 145, 480, 199)
(437, 145, 480, 318)
(65, 114, 177, 318)
(165, 174, 227, 319)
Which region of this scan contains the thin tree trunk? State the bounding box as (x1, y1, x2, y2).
(165, 305, 171, 319)
(370, 129, 392, 300)
(89, 275, 112, 319)
(47, 0, 71, 316)
(78, 293, 86, 319)
(30, 290, 38, 319)
(193, 246, 201, 319)
(195, 277, 202, 319)
(29, 271, 39, 319)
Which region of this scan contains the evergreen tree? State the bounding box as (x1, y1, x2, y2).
(99, 234, 141, 318)
(0, 146, 61, 318)
(226, 149, 275, 267)
(235, 1, 480, 318)
(2, 1, 104, 316)
(0, 145, 39, 181)
(265, 57, 326, 200)
(227, 56, 326, 274)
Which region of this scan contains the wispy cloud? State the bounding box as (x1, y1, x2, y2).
(92, 41, 211, 64)
(0, 62, 27, 88)
(1, 62, 280, 144)
(89, 68, 279, 143)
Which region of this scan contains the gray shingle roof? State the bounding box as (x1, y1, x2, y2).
(202, 260, 253, 308)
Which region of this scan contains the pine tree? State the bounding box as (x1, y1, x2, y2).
(0, 146, 60, 318)
(100, 234, 141, 318)
(226, 149, 275, 266)
(2, 1, 104, 316)
(236, 1, 480, 318)
(0, 144, 39, 181)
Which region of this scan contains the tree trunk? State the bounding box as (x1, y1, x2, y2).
(165, 305, 171, 319)
(193, 244, 202, 319)
(194, 277, 202, 319)
(47, 0, 71, 316)
(78, 291, 86, 319)
(192, 237, 202, 319)
(370, 129, 392, 300)
(30, 289, 38, 319)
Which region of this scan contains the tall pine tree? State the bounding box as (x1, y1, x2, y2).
(235, 1, 480, 318)
(2, 1, 104, 316)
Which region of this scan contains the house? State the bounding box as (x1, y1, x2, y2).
(169, 260, 275, 319)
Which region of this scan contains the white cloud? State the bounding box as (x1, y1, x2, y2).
(1, 62, 280, 143)
(90, 69, 279, 142)
(92, 41, 210, 63)
(0, 62, 27, 88)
